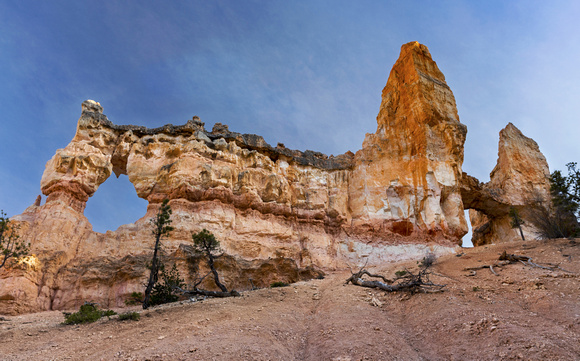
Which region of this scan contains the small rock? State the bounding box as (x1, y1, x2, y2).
(370, 297, 383, 307)
(213, 138, 228, 150)
(194, 130, 211, 143)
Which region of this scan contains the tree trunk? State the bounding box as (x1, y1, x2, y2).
(208, 255, 228, 292)
(518, 224, 526, 241)
(142, 235, 161, 309)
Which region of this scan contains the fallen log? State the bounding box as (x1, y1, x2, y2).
(463, 251, 573, 276)
(183, 288, 240, 298)
(346, 255, 445, 294)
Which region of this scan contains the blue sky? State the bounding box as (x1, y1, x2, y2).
(1, 1, 579, 245)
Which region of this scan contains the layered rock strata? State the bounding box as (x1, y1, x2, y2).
(2, 41, 542, 315)
(461, 123, 551, 246)
(350, 42, 468, 241)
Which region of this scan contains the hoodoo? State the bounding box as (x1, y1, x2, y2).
(350, 41, 468, 242)
(462, 123, 551, 246)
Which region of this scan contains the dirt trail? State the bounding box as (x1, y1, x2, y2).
(1, 238, 579, 360)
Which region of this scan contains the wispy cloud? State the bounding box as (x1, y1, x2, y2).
(1, 1, 578, 240)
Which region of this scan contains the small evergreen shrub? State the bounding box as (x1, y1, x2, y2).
(118, 311, 140, 321)
(124, 292, 144, 306)
(63, 303, 117, 325)
(149, 263, 185, 306)
(395, 270, 407, 278)
(270, 281, 289, 288)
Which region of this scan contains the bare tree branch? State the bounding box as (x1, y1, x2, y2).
(346, 254, 445, 294)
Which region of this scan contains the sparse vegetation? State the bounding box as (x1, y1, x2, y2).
(143, 199, 174, 310)
(149, 263, 185, 306)
(418, 253, 436, 268)
(0, 210, 29, 270)
(509, 207, 525, 241)
(395, 270, 408, 278)
(530, 163, 580, 239)
(124, 292, 144, 306)
(270, 281, 289, 288)
(178, 229, 239, 298)
(549, 162, 580, 237)
(63, 303, 116, 325)
(118, 311, 140, 321)
(192, 229, 228, 292)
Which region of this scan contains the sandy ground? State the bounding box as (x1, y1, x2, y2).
(1, 238, 579, 361)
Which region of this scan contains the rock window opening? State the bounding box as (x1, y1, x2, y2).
(83, 175, 148, 233)
(462, 209, 474, 247)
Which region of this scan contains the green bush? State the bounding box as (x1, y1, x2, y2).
(63, 303, 117, 325)
(124, 292, 144, 306)
(531, 162, 580, 239)
(149, 263, 185, 306)
(0, 210, 29, 270)
(118, 311, 140, 321)
(395, 270, 407, 278)
(270, 281, 289, 288)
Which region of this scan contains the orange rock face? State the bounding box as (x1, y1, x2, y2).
(462, 123, 551, 246)
(0, 42, 489, 314)
(350, 42, 468, 241)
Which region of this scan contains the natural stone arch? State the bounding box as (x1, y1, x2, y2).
(83, 173, 148, 233)
(460, 123, 552, 246)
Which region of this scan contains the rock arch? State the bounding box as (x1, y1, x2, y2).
(460, 123, 551, 246)
(1, 42, 554, 314)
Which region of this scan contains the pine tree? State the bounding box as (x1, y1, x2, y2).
(0, 210, 29, 269)
(192, 229, 228, 292)
(143, 199, 173, 309)
(509, 207, 525, 241)
(549, 162, 580, 237)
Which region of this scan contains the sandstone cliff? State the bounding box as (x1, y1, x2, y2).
(461, 123, 551, 246)
(350, 42, 468, 241)
(1, 42, 551, 315)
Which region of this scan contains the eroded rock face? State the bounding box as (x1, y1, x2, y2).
(488, 123, 550, 205)
(0, 42, 493, 314)
(462, 123, 551, 246)
(350, 42, 468, 242)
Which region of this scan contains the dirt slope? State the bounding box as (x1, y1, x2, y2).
(1, 238, 579, 361)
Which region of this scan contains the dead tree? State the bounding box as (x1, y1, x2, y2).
(464, 250, 573, 275)
(346, 254, 445, 294)
(498, 250, 572, 272)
